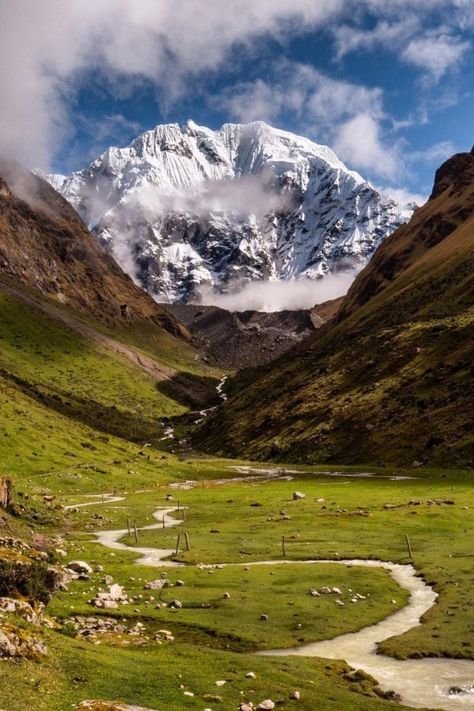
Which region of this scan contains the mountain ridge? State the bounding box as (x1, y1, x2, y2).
(196, 149, 474, 466)
(47, 120, 409, 303)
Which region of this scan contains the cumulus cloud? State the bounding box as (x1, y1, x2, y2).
(212, 61, 400, 179)
(213, 62, 384, 127)
(0, 0, 468, 172)
(333, 113, 402, 180)
(195, 273, 355, 312)
(0, 0, 346, 168)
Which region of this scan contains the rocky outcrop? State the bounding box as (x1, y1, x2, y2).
(0, 625, 47, 659)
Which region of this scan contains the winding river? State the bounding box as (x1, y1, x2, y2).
(90, 504, 474, 710)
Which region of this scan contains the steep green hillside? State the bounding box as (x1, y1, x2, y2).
(0, 285, 224, 449)
(197, 151, 474, 466)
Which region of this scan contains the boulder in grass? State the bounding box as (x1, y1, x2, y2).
(292, 492, 305, 500)
(66, 561, 93, 575)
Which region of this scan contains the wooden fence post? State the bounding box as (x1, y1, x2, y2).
(175, 534, 181, 556)
(184, 532, 190, 551)
(405, 534, 413, 559)
(282, 535, 286, 557)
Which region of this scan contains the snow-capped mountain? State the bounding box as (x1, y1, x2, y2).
(49, 120, 409, 303)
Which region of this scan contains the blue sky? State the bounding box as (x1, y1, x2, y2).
(1, 1, 473, 202)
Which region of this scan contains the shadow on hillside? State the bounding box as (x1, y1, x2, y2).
(155, 372, 221, 409)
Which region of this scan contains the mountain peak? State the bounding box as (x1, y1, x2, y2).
(46, 120, 407, 304)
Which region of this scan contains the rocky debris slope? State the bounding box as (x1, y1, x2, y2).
(50, 121, 409, 302)
(165, 297, 343, 368)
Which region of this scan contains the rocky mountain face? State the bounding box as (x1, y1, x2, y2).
(197, 149, 474, 466)
(164, 298, 342, 369)
(49, 121, 408, 303)
(0, 159, 188, 338)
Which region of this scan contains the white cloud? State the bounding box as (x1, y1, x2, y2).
(409, 140, 456, 163)
(214, 61, 383, 130)
(196, 273, 355, 312)
(401, 30, 470, 82)
(0, 0, 346, 168)
(333, 19, 419, 60)
(0, 0, 468, 170)
(213, 63, 403, 181)
(334, 113, 401, 180)
(379, 186, 427, 208)
(133, 171, 295, 220)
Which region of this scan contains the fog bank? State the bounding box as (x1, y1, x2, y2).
(195, 272, 355, 312)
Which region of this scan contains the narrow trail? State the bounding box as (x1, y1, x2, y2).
(86, 497, 474, 711)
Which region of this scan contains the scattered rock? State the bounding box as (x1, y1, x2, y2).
(145, 579, 169, 590)
(91, 584, 128, 609)
(292, 492, 305, 500)
(290, 690, 301, 700)
(256, 700, 275, 710)
(169, 600, 182, 609)
(109, 584, 124, 600)
(0, 597, 45, 625)
(67, 560, 93, 575)
(246, 671, 256, 679)
(448, 686, 467, 695)
(260, 613, 269, 621)
(76, 703, 158, 710)
(0, 626, 47, 659)
(382, 689, 402, 701)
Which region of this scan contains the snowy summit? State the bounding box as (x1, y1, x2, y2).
(49, 120, 409, 303)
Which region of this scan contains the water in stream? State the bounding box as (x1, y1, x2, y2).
(90, 502, 474, 710)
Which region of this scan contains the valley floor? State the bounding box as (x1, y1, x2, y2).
(1, 460, 474, 711)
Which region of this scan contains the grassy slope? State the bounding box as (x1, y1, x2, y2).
(0, 286, 224, 453)
(2, 467, 474, 710)
(197, 156, 474, 466)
